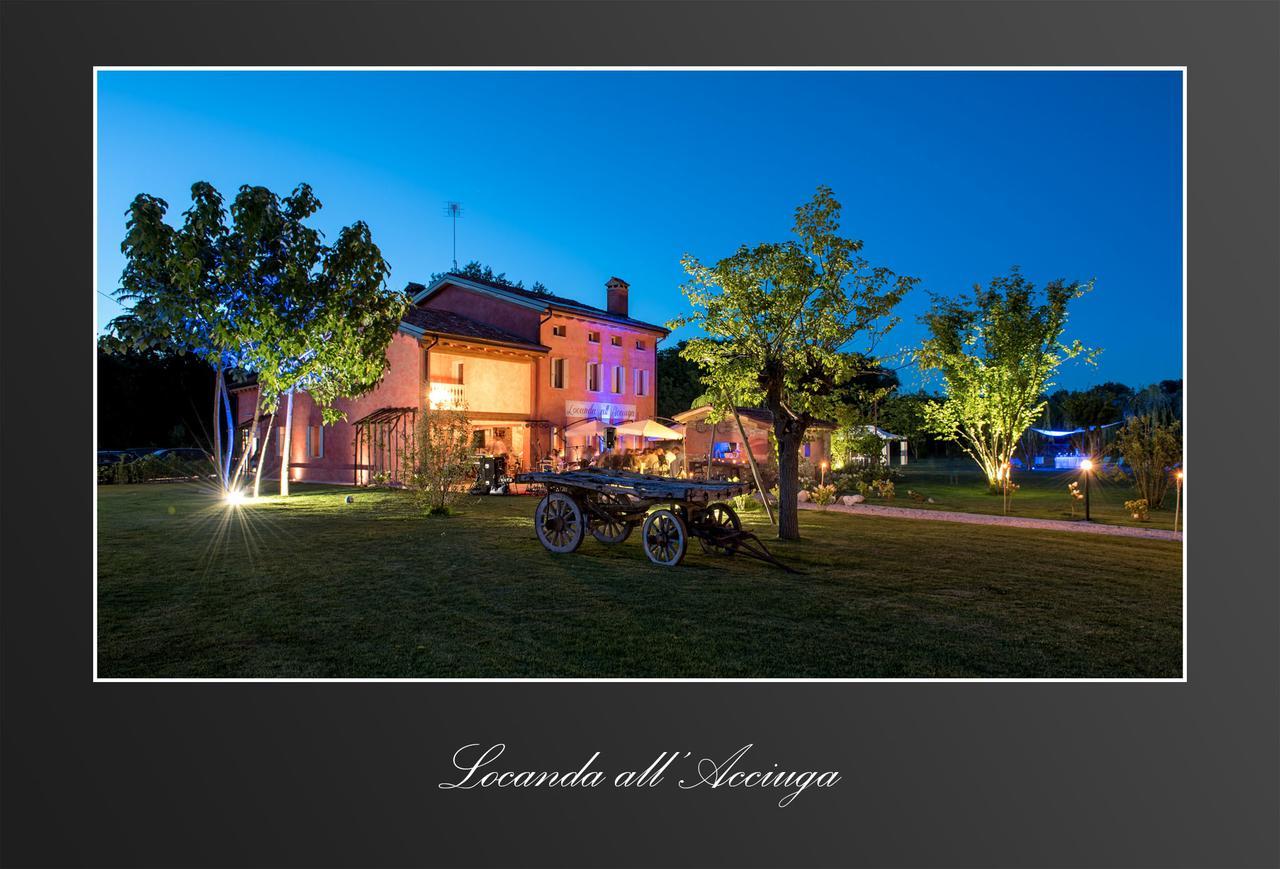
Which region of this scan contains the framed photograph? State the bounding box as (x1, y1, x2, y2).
(2, 2, 1276, 867)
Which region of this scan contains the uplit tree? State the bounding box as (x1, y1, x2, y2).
(917, 268, 1096, 489)
(673, 187, 914, 540)
(235, 187, 402, 497)
(111, 181, 402, 498)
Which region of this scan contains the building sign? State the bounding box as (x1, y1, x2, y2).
(564, 400, 636, 423)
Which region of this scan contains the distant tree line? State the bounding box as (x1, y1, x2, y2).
(97, 336, 216, 449)
(430, 260, 551, 295)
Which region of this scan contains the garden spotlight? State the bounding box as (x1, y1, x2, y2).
(1079, 459, 1093, 521)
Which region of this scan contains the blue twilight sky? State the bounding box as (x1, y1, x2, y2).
(95, 70, 1182, 392)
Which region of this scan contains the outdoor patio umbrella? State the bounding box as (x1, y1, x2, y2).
(565, 418, 608, 436)
(613, 418, 685, 440)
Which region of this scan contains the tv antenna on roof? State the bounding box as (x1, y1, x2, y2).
(443, 201, 463, 270)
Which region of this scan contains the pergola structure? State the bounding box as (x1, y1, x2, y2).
(352, 406, 416, 486)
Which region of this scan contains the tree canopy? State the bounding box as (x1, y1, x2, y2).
(655, 340, 707, 419)
(430, 260, 550, 295)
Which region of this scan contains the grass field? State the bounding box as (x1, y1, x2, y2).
(852, 459, 1181, 529)
(96, 481, 1183, 679)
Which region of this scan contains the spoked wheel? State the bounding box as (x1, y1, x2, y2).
(697, 502, 742, 556)
(534, 492, 586, 553)
(642, 508, 688, 567)
(590, 494, 634, 545)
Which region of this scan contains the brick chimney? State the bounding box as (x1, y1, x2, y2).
(606, 276, 629, 317)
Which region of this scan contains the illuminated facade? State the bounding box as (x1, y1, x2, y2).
(234, 273, 669, 484)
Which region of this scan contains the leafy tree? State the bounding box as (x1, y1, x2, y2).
(110, 181, 402, 498)
(430, 260, 550, 295)
(917, 267, 1096, 489)
(1114, 417, 1181, 508)
(234, 186, 401, 496)
(655, 340, 707, 418)
(1127, 380, 1181, 424)
(673, 186, 914, 540)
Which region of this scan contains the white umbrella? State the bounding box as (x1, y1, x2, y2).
(613, 418, 684, 440)
(565, 418, 608, 437)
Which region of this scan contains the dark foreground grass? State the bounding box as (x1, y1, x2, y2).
(97, 482, 1182, 678)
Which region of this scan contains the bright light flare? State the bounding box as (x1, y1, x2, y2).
(224, 490, 248, 507)
(1080, 459, 1094, 472)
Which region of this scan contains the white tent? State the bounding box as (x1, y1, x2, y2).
(857, 424, 909, 466)
(613, 419, 684, 440)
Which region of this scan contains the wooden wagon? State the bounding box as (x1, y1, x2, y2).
(513, 468, 794, 571)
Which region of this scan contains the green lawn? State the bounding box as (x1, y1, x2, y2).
(856, 458, 1181, 529)
(97, 482, 1183, 679)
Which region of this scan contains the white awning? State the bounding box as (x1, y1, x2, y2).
(613, 418, 685, 440)
(565, 418, 607, 437)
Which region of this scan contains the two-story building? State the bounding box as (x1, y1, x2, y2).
(234, 273, 669, 485)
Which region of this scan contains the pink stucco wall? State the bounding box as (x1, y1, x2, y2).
(236, 330, 422, 485)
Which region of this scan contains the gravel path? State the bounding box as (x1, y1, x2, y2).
(798, 500, 1183, 541)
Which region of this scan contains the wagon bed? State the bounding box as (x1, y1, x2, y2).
(514, 468, 795, 572)
(517, 468, 752, 502)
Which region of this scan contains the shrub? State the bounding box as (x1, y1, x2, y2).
(1067, 480, 1085, 516)
(1124, 498, 1150, 521)
(810, 484, 837, 508)
(872, 479, 896, 500)
(98, 454, 211, 484)
(730, 492, 763, 513)
(831, 465, 901, 494)
(1115, 417, 1181, 508)
(400, 406, 474, 514)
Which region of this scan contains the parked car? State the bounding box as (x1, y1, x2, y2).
(97, 448, 152, 466)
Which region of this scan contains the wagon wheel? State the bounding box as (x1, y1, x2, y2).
(534, 492, 586, 553)
(590, 493, 633, 545)
(697, 502, 742, 556)
(642, 508, 687, 567)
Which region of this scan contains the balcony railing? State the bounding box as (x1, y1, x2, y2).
(427, 381, 466, 409)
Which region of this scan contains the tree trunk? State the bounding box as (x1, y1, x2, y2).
(231, 393, 262, 492)
(212, 369, 225, 491)
(279, 390, 295, 497)
(219, 369, 236, 486)
(775, 429, 802, 540)
(253, 408, 275, 498)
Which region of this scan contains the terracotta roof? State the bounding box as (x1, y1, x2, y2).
(410, 273, 669, 335)
(401, 306, 548, 351)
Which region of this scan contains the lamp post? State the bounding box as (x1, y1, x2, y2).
(1079, 458, 1094, 521)
(1173, 469, 1183, 532)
